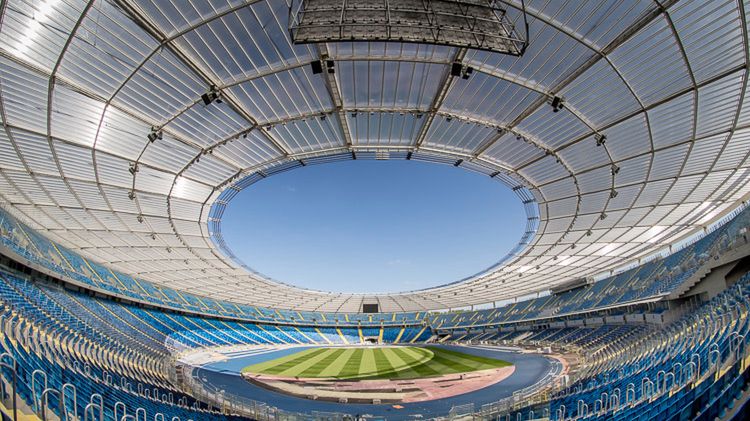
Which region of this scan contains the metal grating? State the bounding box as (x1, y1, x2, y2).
(289, 0, 528, 55)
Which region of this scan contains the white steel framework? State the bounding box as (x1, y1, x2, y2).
(0, 0, 748, 312)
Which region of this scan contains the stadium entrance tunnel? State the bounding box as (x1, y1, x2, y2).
(208, 158, 539, 294)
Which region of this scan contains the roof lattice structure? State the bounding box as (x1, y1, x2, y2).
(0, 0, 749, 312)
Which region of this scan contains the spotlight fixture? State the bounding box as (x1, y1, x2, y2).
(550, 96, 564, 112)
(450, 62, 474, 79)
(310, 60, 323, 74)
(450, 62, 462, 77)
(586, 229, 592, 236)
(150, 233, 156, 240)
(127, 191, 135, 200)
(446, 116, 453, 122)
(201, 85, 222, 106)
(351, 111, 357, 118)
(128, 162, 138, 175)
(326, 59, 335, 74)
(147, 128, 162, 143)
(166, 247, 172, 253)
(136, 214, 144, 223)
(600, 212, 608, 220)
(595, 133, 607, 146)
(320, 114, 326, 121)
(610, 189, 619, 199)
(611, 164, 620, 175)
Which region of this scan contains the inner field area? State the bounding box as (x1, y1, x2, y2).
(241, 346, 513, 380)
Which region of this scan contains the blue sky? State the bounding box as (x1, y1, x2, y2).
(221, 160, 526, 293)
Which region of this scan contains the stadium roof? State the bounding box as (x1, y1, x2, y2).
(0, 0, 749, 312)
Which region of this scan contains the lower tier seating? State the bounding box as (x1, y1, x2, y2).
(0, 268, 430, 420)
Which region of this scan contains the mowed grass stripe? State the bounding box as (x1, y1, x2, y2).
(244, 348, 326, 374)
(423, 353, 478, 374)
(335, 348, 365, 378)
(242, 346, 512, 380)
(372, 348, 395, 375)
(431, 351, 510, 371)
(317, 348, 355, 377)
(276, 348, 340, 376)
(357, 348, 378, 377)
(379, 347, 421, 378)
(364, 347, 438, 379)
(427, 346, 513, 367)
(298, 348, 347, 377)
(391, 347, 441, 377)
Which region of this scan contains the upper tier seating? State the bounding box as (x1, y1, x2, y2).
(432, 205, 750, 330)
(0, 207, 424, 327)
(3, 204, 749, 328)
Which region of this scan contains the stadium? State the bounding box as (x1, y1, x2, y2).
(0, 0, 750, 420)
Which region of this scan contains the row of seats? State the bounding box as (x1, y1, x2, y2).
(0, 207, 425, 327)
(482, 272, 750, 421)
(3, 204, 748, 331)
(0, 268, 431, 420)
(432, 205, 750, 329)
(1, 252, 749, 420)
(0, 272, 244, 421)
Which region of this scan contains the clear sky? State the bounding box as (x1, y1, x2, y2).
(221, 160, 526, 293)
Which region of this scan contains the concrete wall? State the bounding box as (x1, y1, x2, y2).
(684, 262, 734, 300)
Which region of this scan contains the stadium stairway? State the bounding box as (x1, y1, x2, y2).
(545, 273, 750, 421)
(335, 327, 350, 344)
(314, 327, 334, 344)
(669, 240, 750, 299)
(392, 327, 405, 343)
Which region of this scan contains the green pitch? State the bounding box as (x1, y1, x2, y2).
(241, 346, 512, 380)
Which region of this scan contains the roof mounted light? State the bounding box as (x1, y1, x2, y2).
(147, 128, 162, 143)
(550, 96, 564, 112)
(201, 85, 222, 106)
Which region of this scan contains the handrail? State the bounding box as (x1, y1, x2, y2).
(0, 360, 17, 421)
(40, 388, 63, 421)
(84, 403, 102, 421)
(114, 401, 127, 421)
(31, 369, 47, 413)
(61, 383, 77, 421)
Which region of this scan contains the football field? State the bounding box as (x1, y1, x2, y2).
(241, 346, 512, 380)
